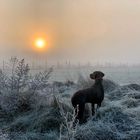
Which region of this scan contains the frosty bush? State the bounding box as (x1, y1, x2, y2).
(76, 73, 93, 89)
(0, 57, 52, 113)
(103, 79, 119, 93)
(0, 130, 9, 140)
(8, 107, 62, 133)
(29, 68, 52, 94)
(0, 57, 30, 94)
(73, 106, 136, 140)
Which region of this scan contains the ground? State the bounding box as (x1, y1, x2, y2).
(0, 61, 140, 140)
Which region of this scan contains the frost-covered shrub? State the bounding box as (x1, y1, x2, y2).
(2, 97, 73, 134)
(103, 79, 119, 93)
(0, 58, 52, 114)
(74, 120, 121, 140)
(73, 106, 136, 140)
(3, 57, 30, 94)
(127, 91, 140, 99)
(105, 86, 128, 101)
(0, 130, 9, 140)
(122, 84, 140, 91)
(8, 107, 62, 133)
(127, 129, 140, 140)
(122, 98, 140, 108)
(52, 81, 75, 94)
(76, 73, 93, 89)
(28, 68, 53, 94)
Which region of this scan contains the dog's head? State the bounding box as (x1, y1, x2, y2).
(90, 71, 105, 80)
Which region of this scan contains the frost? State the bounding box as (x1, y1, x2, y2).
(0, 59, 140, 140)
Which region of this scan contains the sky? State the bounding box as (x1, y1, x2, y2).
(1, 0, 140, 65)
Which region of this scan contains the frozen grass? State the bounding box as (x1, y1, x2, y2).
(9, 131, 59, 140)
(0, 58, 140, 140)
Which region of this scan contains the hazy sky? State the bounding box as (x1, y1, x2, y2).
(1, 0, 140, 65)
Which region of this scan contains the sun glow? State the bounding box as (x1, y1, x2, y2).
(35, 38, 46, 49)
(32, 34, 53, 52)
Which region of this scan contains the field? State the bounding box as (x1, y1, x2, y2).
(0, 58, 140, 140)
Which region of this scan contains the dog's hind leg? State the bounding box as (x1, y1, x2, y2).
(76, 104, 85, 124)
(92, 103, 95, 116)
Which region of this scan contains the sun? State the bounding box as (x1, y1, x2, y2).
(35, 38, 46, 49)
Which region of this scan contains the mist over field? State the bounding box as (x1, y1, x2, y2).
(1, 0, 140, 65)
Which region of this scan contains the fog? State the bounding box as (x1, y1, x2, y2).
(1, 0, 140, 65)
